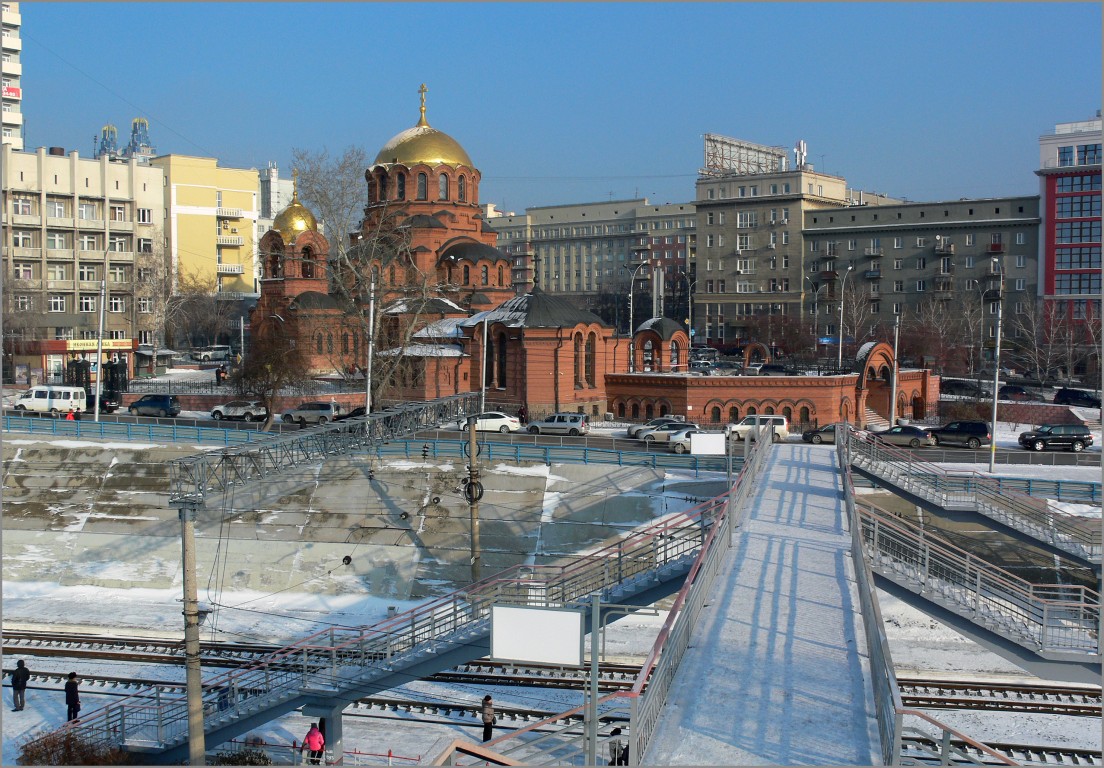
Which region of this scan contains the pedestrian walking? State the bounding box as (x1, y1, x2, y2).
(481, 694, 495, 742)
(608, 726, 628, 765)
(65, 408, 75, 421)
(10, 660, 29, 711)
(517, 405, 528, 425)
(73, 407, 81, 421)
(64, 672, 80, 721)
(301, 722, 325, 765)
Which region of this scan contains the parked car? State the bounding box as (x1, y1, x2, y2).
(726, 415, 790, 442)
(95, 391, 121, 414)
(940, 379, 991, 399)
(669, 428, 707, 454)
(689, 360, 714, 373)
(281, 401, 343, 425)
(998, 385, 1044, 402)
(128, 394, 182, 418)
(711, 361, 743, 375)
(870, 425, 935, 449)
(191, 344, 232, 362)
(462, 411, 522, 433)
(1018, 424, 1094, 452)
(210, 400, 268, 421)
(639, 422, 701, 443)
(334, 406, 368, 421)
(745, 363, 764, 375)
(801, 424, 839, 444)
(928, 420, 991, 449)
(628, 417, 684, 439)
(527, 412, 589, 436)
(757, 364, 790, 376)
(1053, 388, 1102, 408)
(12, 385, 88, 415)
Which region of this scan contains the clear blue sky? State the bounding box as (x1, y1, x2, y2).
(18, 2, 1102, 211)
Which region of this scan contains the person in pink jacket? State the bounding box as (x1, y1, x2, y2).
(302, 722, 325, 765)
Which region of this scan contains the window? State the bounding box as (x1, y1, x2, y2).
(397, 174, 406, 199)
(1055, 246, 1101, 269)
(12, 196, 32, 215)
(138, 330, 153, 346)
(109, 265, 127, 282)
(893, 258, 903, 270)
(781, 231, 789, 245)
(416, 173, 427, 200)
(893, 280, 904, 293)
(15, 295, 33, 311)
(1057, 174, 1101, 192)
(137, 208, 153, 224)
(1058, 146, 1074, 167)
(915, 280, 926, 292)
(49, 295, 67, 312)
(78, 201, 98, 220)
(1055, 273, 1101, 294)
(78, 264, 97, 281)
(13, 262, 33, 279)
(47, 263, 68, 280)
(1056, 221, 1102, 243)
(458, 175, 466, 201)
(46, 199, 67, 217)
(893, 237, 903, 249)
(706, 212, 714, 225)
(1056, 195, 1102, 218)
(108, 235, 128, 252)
(1014, 278, 1025, 291)
(109, 296, 126, 313)
(79, 294, 97, 312)
(965, 234, 975, 246)
(79, 234, 98, 250)
(12, 229, 33, 247)
(916, 257, 927, 270)
(46, 231, 68, 249)
(848, 239, 856, 251)
(110, 204, 126, 221)
(916, 237, 927, 247)
(1077, 143, 1102, 164)
(438, 173, 448, 200)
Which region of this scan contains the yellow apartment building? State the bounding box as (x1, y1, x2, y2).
(149, 155, 259, 297)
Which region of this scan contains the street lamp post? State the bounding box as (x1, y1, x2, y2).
(988, 258, 1004, 473)
(678, 270, 697, 339)
(365, 274, 376, 415)
(837, 265, 854, 371)
(627, 260, 650, 372)
(804, 276, 825, 346)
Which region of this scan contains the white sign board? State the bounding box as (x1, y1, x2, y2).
(690, 432, 726, 455)
(491, 605, 583, 665)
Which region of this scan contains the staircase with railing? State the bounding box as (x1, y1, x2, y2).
(846, 431, 1102, 566)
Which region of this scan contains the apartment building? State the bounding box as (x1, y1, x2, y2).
(2, 145, 166, 381)
(1, 1, 23, 150)
(148, 155, 259, 299)
(486, 199, 696, 333)
(802, 196, 1040, 361)
(692, 134, 899, 349)
(1036, 113, 1102, 322)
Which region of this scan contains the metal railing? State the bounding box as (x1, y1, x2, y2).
(127, 378, 373, 395)
(837, 439, 1021, 766)
(168, 393, 481, 505)
(2, 413, 274, 447)
(846, 431, 1102, 565)
(35, 484, 736, 758)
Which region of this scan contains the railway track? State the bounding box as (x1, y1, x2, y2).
(6, 631, 1100, 717)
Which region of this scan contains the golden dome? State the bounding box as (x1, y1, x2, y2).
(272, 171, 318, 244)
(372, 83, 473, 168)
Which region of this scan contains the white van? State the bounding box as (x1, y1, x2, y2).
(13, 386, 88, 415)
(725, 415, 790, 442)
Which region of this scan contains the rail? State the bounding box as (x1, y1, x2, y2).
(168, 393, 480, 505)
(2, 413, 273, 447)
(127, 378, 374, 396)
(376, 439, 741, 477)
(846, 431, 1102, 565)
(837, 439, 1022, 766)
(31, 476, 740, 758)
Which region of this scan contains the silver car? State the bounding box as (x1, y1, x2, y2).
(211, 400, 268, 422)
(281, 401, 344, 425)
(639, 422, 700, 443)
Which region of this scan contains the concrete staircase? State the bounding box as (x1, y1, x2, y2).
(862, 406, 891, 431)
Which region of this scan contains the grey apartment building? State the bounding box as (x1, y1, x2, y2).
(691, 134, 899, 348)
(486, 199, 697, 333)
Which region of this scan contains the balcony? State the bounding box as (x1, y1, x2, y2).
(107, 220, 134, 232)
(987, 243, 1005, 254)
(863, 270, 881, 279)
(10, 246, 41, 259)
(863, 247, 883, 257)
(216, 263, 245, 275)
(216, 235, 245, 247)
(77, 218, 105, 230)
(217, 207, 244, 219)
(46, 248, 76, 260)
(215, 291, 260, 301)
(106, 251, 135, 262)
(935, 243, 955, 255)
(47, 280, 74, 291)
(934, 282, 954, 293)
(46, 216, 75, 228)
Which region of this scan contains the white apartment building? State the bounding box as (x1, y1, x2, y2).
(1, 1, 23, 150)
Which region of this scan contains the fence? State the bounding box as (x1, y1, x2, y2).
(127, 378, 373, 396)
(2, 413, 273, 447)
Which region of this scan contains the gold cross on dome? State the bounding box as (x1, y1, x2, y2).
(417, 83, 429, 126)
(291, 168, 299, 198)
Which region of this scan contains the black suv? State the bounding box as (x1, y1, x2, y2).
(128, 394, 182, 417)
(940, 379, 991, 399)
(1018, 424, 1094, 452)
(1053, 388, 1102, 408)
(928, 420, 991, 449)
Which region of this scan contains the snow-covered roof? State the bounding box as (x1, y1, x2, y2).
(856, 340, 877, 361)
(414, 318, 466, 339)
(377, 343, 465, 358)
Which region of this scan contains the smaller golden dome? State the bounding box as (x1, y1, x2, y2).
(272, 170, 318, 244)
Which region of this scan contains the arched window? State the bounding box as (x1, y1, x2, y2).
(416, 173, 428, 200)
(458, 175, 466, 201)
(729, 406, 739, 422)
(438, 173, 449, 200)
(342, 333, 349, 354)
(659, 403, 668, 416)
(316, 333, 324, 355)
(643, 339, 654, 371)
(389, 265, 396, 284)
(353, 332, 359, 358)
(585, 332, 596, 387)
(782, 406, 792, 421)
(377, 173, 388, 201)
(481, 265, 489, 285)
(747, 405, 758, 416)
(371, 265, 380, 285)
(711, 406, 722, 423)
(463, 265, 470, 284)
(765, 406, 775, 415)
(327, 334, 334, 354)
(645, 404, 654, 419)
(573, 333, 583, 388)
(267, 245, 283, 279)
(670, 340, 681, 370)
(484, 331, 495, 388)
(497, 265, 504, 285)
(366, 177, 376, 202)
(497, 332, 507, 387)
(396, 173, 406, 200)
(617, 402, 625, 418)
(301, 246, 314, 279)
(631, 403, 639, 419)
(800, 406, 810, 424)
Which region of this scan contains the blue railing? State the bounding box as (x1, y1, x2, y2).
(969, 476, 1101, 504)
(2, 415, 274, 447)
(375, 439, 741, 475)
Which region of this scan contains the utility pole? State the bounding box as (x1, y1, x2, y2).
(467, 417, 482, 583)
(365, 274, 375, 414)
(93, 278, 106, 422)
(889, 313, 900, 426)
(176, 501, 206, 765)
(585, 593, 601, 766)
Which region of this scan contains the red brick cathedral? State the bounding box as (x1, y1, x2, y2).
(250, 86, 653, 418)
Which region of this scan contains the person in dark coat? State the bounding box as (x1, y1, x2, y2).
(10, 660, 29, 711)
(64, 672, 80, 721)
(481, 694, 495, 742)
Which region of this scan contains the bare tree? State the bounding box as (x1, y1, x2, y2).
(1004, 294, 1071, 384)
(902, 296, 960, 373)
(163, 270, 238, 352)
(291, 145, 370, 265)
(132, 227, 175, 350)
(231, 314, 311, 430)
